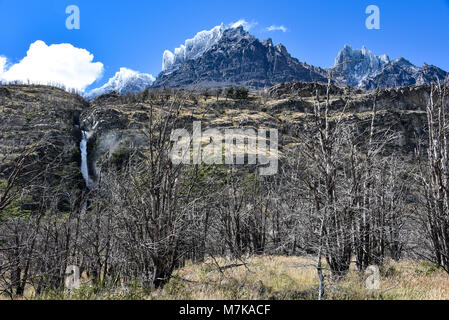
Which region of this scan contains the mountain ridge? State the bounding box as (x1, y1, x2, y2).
(152, 25, 448, 90)
(87, 24, 448, 96)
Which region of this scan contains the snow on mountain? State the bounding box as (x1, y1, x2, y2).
(333, 45, 390, 87)
(86, 68, 155, 99)
(162, 23, 227, 74)
(154, 26, 328, 89)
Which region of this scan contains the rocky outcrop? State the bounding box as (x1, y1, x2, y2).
(267, 81, 359, 99)
(353, 85, 431, 111)
(80, 102, 153, 183)
(0, 84, 89, 190)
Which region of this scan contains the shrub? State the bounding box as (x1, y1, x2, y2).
(235, 87, 249, 100)
(226, 87, 235, 100)
(110, 146, 132, 170)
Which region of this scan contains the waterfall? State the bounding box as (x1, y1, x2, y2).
(80, 131, 91, 211)
(80, 131, 91, 190)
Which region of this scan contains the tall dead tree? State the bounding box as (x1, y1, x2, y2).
(297, 78, 353, 278)
(419, 82, 449, 272)
(99, 92, 202, 289)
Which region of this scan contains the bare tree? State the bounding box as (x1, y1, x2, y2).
(418, 82, 449, 272)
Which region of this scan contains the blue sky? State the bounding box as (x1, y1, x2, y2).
(0, 0, 448, 91)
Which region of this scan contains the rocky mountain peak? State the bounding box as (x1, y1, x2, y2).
(276, 43, 288, 55)
(333, 45, 390, 87)
(222, 25, 252, 40)
(162, 23, 227, 74)
(153, 25, 328, 89)
(262, 38, 274, 47)
(394, 57, 414, 67)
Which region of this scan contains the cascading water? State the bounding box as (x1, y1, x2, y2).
(80, 131, 91, 210)
(80, 131, 91, 189)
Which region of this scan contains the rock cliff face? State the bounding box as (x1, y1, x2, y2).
(0, 84, 89, 191)
(153, 26, 328, 89)
(80, 101, 150, 183)
(1, 82, 441, 191)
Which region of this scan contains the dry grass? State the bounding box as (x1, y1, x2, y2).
(157, 256, 319, 300)
(2, 256, 449, 300)
(157, 256, 449, 301)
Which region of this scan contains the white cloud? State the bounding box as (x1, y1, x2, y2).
(0, 41, 104, 92)
(230, 19, 258, 31)
(267, 25, 288, 33)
